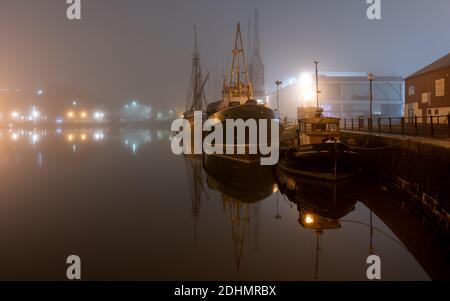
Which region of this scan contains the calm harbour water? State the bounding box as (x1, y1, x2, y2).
(0, 127, 448, 281)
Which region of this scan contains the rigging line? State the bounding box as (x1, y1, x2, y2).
(340, 219, 407, 250)
(340, 139, 403, 150)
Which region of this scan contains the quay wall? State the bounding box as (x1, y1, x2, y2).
(342, 131, 450, 236)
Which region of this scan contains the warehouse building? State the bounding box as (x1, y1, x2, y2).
(405, 53, 450, 119)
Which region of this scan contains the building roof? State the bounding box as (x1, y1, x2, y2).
(406, 53, 450, 80)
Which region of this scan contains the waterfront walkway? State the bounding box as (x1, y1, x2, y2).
(342, 130, 450, 150)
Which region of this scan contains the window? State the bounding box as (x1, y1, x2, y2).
(435, 78, 445, 97)
(408, 85, 415, 96)
(428, 109, 432, 115)
(435, 109, 439, 115)
(421, 92, 431, 104)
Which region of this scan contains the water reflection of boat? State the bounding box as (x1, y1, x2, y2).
(275, 168, 357, 279)
(275, 168, 357, 222)
(203, 154, 276, 270)
(204, 154, 276, 204)
(183, 154, 208, 246)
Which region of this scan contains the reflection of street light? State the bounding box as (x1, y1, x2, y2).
(305, 214, 315, 225)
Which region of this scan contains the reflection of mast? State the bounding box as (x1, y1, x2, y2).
(183, 155, 207, 247)
(369, 210, 374, 255)
(225, 197, 250, 271)
(252, 203, 260, 253)
(314, 230, 323, 280)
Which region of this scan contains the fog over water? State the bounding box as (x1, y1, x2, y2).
(0, 0, 449, 109)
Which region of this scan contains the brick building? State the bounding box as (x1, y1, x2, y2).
(405, 53, 450, 119)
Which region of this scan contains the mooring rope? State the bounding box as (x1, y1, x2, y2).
(340, 139, 404, 151)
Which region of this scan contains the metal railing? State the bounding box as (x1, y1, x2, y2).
(340, 115, 450, 139)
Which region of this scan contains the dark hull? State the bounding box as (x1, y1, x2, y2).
(205, 103, 278, 163)
(278, 142, 360, 182)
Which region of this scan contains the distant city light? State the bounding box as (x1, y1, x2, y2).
(256, 99, 264, 105)
(67, 111, 74, 118)
(11, 111, 20, 119)
(132, 101, 138, 107)
(73, 101, 78, 106)
(67, 134, 74, 142)
(56, 119, 64, 124)
(94, 111, 105, 120)
(80, 134, 87, 141)
(11, 133, 19, 141)
(80, 111, 88, 118)
(37, 89, 44, 96)
(94, 132, 104, 141)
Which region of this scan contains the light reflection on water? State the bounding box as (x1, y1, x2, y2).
(0, 127, 448, 281)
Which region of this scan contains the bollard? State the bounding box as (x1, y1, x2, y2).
(389, 117, 392, 134)
(430, 116, 434, 138)
(414, 116, 418, 136)
(401, 117, 405, 136)
(448, 114, 450, 138)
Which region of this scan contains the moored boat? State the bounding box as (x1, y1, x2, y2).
(278, 61, 359, 181)
(205, 23, 277, 162)
(183, 26, 209, 126)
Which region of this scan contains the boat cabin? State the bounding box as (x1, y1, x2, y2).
(298, 114, 341, 145)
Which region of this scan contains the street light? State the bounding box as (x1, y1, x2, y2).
(275, 80, 282, 114)
(368, 73, 374, 131)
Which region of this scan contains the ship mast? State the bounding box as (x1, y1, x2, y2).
(227, 23, 253, 105)
(185, 26, 208, 114)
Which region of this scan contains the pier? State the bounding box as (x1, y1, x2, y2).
(338, 119, 449, 237)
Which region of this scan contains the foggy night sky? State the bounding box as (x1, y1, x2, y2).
(0, 0, 449, 109)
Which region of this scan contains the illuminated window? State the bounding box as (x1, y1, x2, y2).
(435, 79, 445, 97)
(408, 85, 415, 96)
